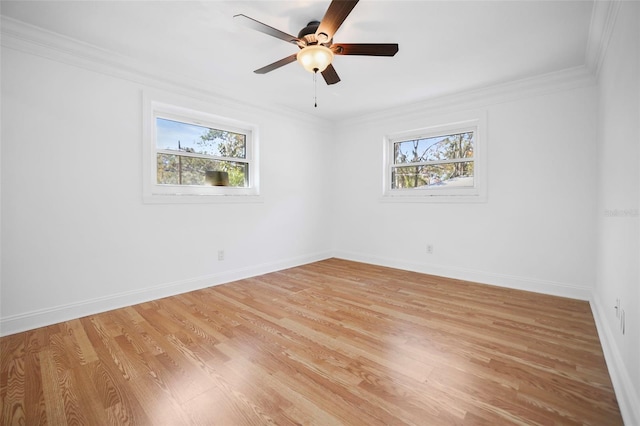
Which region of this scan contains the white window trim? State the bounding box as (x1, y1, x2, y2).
(142, 92, 261, 204)
(382, 110, 487, 203)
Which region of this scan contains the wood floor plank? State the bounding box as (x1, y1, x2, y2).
(0, 259, 623, 425)
(2, 350, 26, 425)
(40, 349, 68, 425)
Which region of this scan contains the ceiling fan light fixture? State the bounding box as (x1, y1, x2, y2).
(297, 45, 334, 73)
(236, 0, 398, 86)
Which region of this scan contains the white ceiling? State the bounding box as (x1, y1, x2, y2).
(1, 0, 595, 120)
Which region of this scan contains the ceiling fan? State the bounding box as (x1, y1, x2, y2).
(234, 0, 399, 85)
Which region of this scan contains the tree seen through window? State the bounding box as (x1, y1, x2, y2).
(156, 118, 248, 187)
(392, 132, 474, 189)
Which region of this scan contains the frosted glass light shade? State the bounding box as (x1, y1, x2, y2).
(297, 45, 334, 73)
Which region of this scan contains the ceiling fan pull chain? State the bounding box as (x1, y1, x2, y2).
(314, 71, 318, 108)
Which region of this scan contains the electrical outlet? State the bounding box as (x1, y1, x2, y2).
(426, 244, 434, 255)
(218, 250, 225, 261)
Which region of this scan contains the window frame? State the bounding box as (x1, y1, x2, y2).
(143, 93, 260, 203)
(382, 112, 487, 202)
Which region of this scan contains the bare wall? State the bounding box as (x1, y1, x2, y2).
(0, 47, 334, 334)
(331, 83, 598, 300)
(594, 1, 640, 424)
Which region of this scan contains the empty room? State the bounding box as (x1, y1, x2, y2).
(1, 0, 638, 424)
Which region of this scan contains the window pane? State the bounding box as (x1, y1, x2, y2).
(392, 162, 474, 189)
(156, 118, 246, 159)
(394, 132, 473, 164)
(157, 153, 248, 187)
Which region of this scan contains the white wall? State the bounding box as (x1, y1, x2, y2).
(593, 1, 640, 424)
(332, 83, 597, 300)
(2, 6, 638, 422)
(0, 47, 334, 334)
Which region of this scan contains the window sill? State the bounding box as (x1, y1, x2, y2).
(143, 193, 264, 204)
(380, 192, 487, 203)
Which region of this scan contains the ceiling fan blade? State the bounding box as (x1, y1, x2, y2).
(332, 43, 399, 56)
(321, 64, 341, 85)
(254, 54, 298, 74)
(234, 14, 300, 45)
(315, 0, 359, 42)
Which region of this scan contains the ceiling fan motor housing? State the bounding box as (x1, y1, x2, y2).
(298, 21, 330, 46)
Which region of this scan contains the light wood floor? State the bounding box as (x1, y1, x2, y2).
(1, 259, 622, 425)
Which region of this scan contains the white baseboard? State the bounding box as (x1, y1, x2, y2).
(333, 250, 592, 300)
(591, 295, 640, 426)
(0, 251, 332, 337)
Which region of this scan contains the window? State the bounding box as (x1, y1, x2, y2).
(143, 94, 259, 202)
(155, 118, 249, 187)
(383, 113, 486, 201)
(392, 130, 475, 189)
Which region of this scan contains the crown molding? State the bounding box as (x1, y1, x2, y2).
(1, 4, 609, 129)
(340, 65, 597, 128)
(585, 0, 622, 77)
(0, 16, 333, 130)
(340, 0, 626, 127)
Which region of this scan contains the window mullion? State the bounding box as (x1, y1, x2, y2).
(393, 157, 474, 168)
(156, 149, 247, 164)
